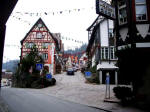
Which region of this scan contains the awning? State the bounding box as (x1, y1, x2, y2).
(97, 63, 118, 70)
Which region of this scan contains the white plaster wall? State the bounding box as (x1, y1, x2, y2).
(119, 27, 128, 41)
(100, 20, 109, 47)
(92, 54, 96, 67)
(109, 20, 113, 29)
(136, 24, 149, 38)
(100, 19, 114, 47)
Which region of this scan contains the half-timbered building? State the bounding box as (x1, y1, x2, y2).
(20, 18, 61, 75)
(112, 0, 150, 106)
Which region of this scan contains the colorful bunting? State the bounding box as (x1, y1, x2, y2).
(11, 7, 94, 17)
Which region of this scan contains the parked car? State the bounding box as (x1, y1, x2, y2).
(67, 68, 74, 75)
(73, 67, 77, 72)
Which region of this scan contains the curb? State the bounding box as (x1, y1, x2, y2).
(104, 98, 120, 103)
(88, 105, 112, 112)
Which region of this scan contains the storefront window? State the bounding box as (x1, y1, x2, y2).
(135, 0, 147, 21)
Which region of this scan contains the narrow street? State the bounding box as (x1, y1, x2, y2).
(1, 71, 144, 112)
(1, 87, 105, 112)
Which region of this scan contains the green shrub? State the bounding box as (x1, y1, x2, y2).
(86, 73, 99, 84)
(31, 77, 56, 89)
(113, 86, 133, 105)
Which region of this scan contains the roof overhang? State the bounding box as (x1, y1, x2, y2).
(97, 63, 118, 70)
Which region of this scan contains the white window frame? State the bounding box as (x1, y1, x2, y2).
(42, 53, 48, 60)
(110, 47, 115, 60)
(101, 47, 109, 60)
(101, 47, 104, 60)
(118, 1, 127, 25)
(105, 47, 109, 59)
(135, 0, 147, 21)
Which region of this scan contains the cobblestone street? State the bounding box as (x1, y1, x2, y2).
(38, 71, 143, 112)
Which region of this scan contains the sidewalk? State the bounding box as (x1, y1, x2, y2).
(39, 71, 144, 112)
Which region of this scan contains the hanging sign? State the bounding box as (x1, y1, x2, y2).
(96, 0, 116, 20)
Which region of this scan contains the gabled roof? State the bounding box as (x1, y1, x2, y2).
(87, 16, 104, 31)
(20, 18, 59, 50)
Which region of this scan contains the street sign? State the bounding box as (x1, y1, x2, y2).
(36, 63, 43, 71)
(85, 71, 92, 78)
(46, 73, 52, 79)
(96, 0, 116, 20)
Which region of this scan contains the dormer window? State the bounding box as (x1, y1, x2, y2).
(135, 0, 147, 21)
(118, 0, 127, 25)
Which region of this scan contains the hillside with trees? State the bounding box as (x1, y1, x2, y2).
(64, 44, 87, 58)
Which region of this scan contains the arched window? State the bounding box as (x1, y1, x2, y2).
(135, 0, 147, 21)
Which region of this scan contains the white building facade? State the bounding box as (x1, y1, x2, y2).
(87, 16, 118, 84)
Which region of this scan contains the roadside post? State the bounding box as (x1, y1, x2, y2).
(105, 72, 110, 99)
(36, 63, 43, 87)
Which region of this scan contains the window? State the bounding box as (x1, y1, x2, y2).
(110, 47, 115, 59)
(118, 0, 127, 25)
(36, 32, 42, 38)
(38, 23, 42, 28)
(101, 48, 105, 60)
(109, 29, 113, 38)
(135, 0, 147, 21)
(105, 48, 108, 59)
(42, 53, 48, 60)
(25, 43, 35, 48)
(42, 43, 51, 49)
(101, 47, 109, 60)
(101, 47, 117, 60)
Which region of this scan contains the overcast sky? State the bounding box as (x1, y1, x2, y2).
(3, 0, 97, 62)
